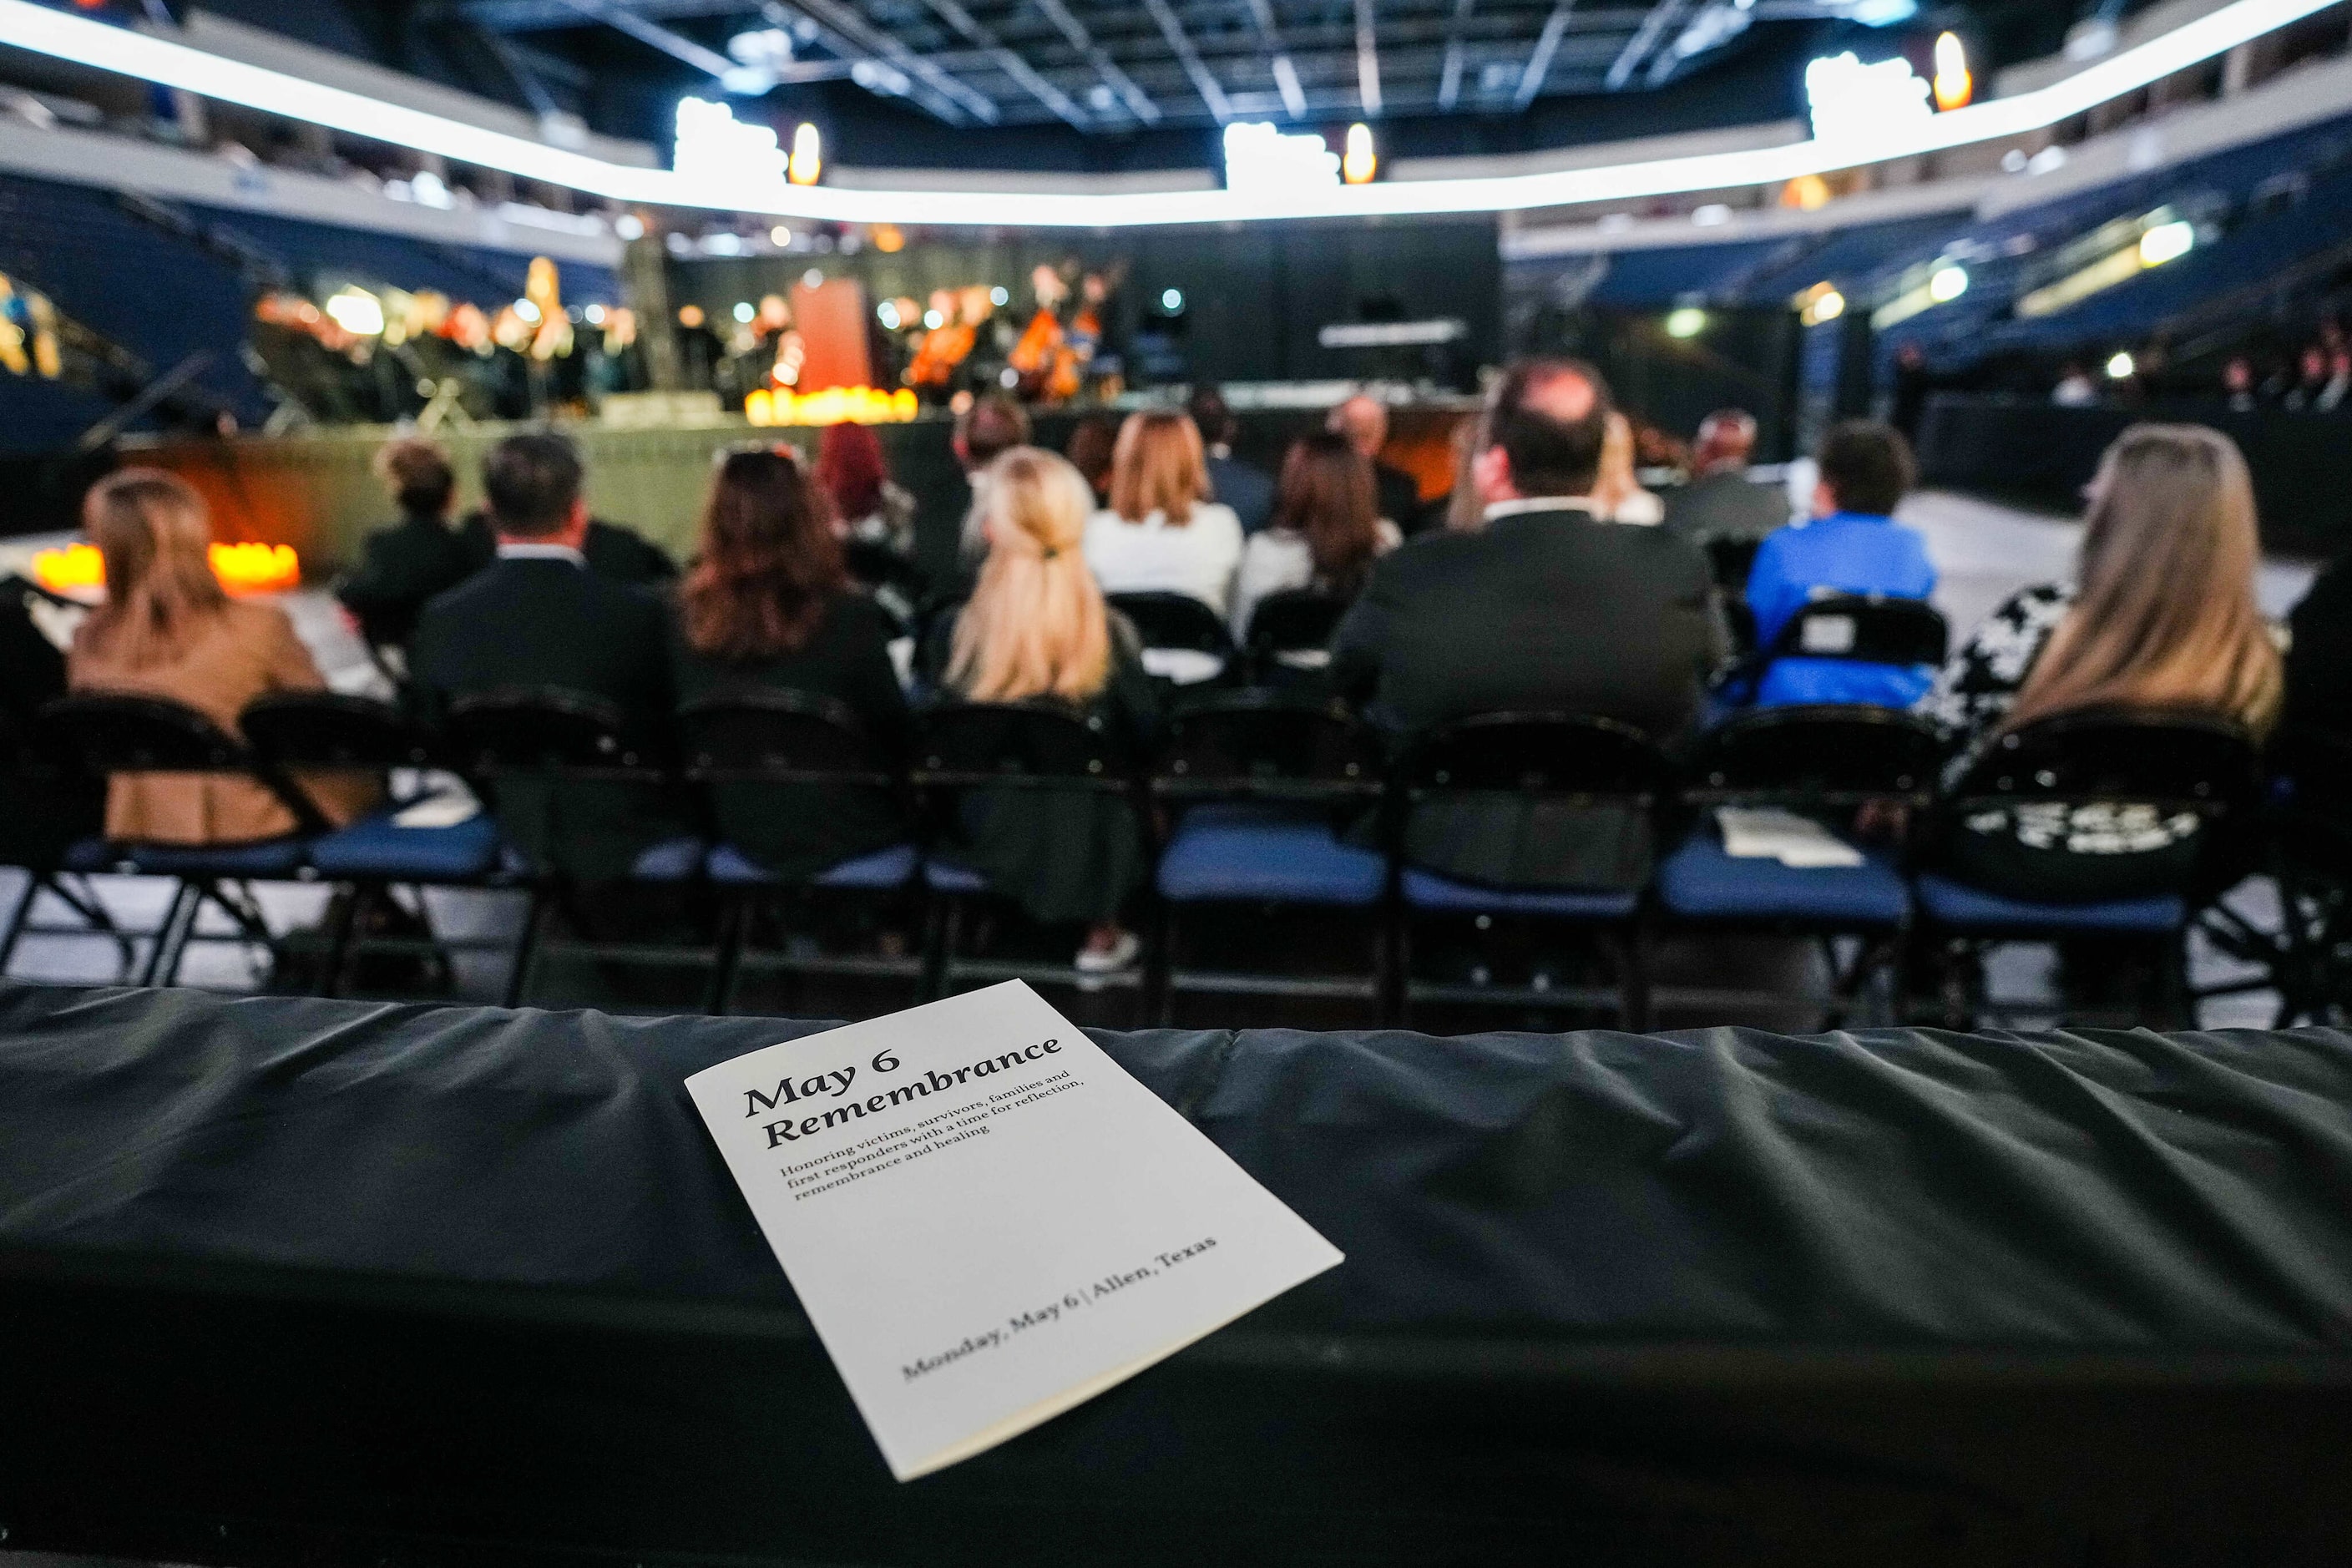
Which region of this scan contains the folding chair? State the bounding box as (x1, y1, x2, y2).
(240, 691, 500, 999)
(1241, 588, 1349, 689)
(1660, 704, 1943, 1025)
(441, 687, 706, 1009)
(1105, 590, 1236, 689)
(680, 690, 922, 1015)
(0, 710, 125, 982)
(1389, 713, 1674, 1029)
(912, 701, 1149, 1004)
(1745, 594, 1949, 710)
(1149, 690, 1388, 1019)
(2226, 726, 2352, 1024)
(39, 692, 331, 987)
(1912, 706, 2263, 1028)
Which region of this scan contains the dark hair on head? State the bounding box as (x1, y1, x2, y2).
(816, 422, 888, 522)
(1185, 384, 1236, 447)
(1275, 432, 1383, 596)
(1065, 413, 1119, 498)
(680, 448, 846, 661)
(1486, 357, 1611, 498)
(374, 436, 455, 516)
(482, 430, 584, 537)
(1815, 421, 1916, 516)
(958, 392, 1032, 469)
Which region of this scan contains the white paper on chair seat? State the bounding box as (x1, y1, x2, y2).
(391, 792, 480, 828)
(1138, 647, 1227, 685)
(1717, 807, 1866, 868)
(685, 980, 1343, 1481)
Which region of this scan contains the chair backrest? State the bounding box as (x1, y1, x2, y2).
(443, 687, 665, 779)
(1393, 712, 1674, 803)
(913, 701, 1136, 793)
(677, 689, 893, 786)
(1705, 536, 1762, 592)
(1688, 704, 1945, 805)
(240, 692, 433, 771)
(1154, 692, 1384, 802)
(1945, 706, 2261, 816)
(1106, 591, 1235, 658)
(1243, 589, 1348, 670)
(1769, 594, 1948, 667)
(39, 692, 330, 832)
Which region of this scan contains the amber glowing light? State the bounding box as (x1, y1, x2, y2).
(746, 386, 918, 426)
(32, 540, 301, 596)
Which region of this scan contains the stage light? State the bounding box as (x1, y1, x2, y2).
(323, 287, 384, 336)
(923, 308, 944, 329)
(513, 297, 541, 324)
(878, 301, 900, 328)
(675, 97, 785, 188)
(803, 268, 825, 289)
(2107, 351, 2137, 379)
(733, 301, 756, 323)
(1343, 123, 1376, 185)
(1161, 287, 1185, 313)
(1665, 306, 1707, 338)
(1928, 264, 1969, 302)
(1222, 121, 1338, 195)
(989, 286, 1009, 306)
(873, 223, 905, 253)
(615, 213, 645, 240)
(1805, 52, 1930, 143)
(2139, 218, 2196, 265)
(0, 0, 2333, 226)
(1933, 32, 1973, 110)
(1848, 0, 1916, 24)
(788, 122, 822, 185)
(584, 302, 605, 324)
(1798, 283, 1845, 326)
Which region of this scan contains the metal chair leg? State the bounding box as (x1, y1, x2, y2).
(139, 883, 197, 987)
(504, 888, 547, 1009)
(0, 873, 39, 978)
(703, 892, 750, 1017)
(319, 883, 368, 999)
(1151, 899, 1177, 1027)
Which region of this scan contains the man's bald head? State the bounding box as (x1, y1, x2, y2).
(1477, 358, 1612, 503)
(1693, 409, 1757, 475)
(1330, 394, 1389, 460)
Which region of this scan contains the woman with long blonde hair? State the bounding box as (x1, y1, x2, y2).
(1924, 423, 2281, 898)
(946, 448, 1158, 974)
(69, 468, 377, 844)
(1081, 409, 1244, 615)
(1590, 410, 1663, 524)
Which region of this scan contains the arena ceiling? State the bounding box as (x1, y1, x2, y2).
(429, 0, 2118, 133)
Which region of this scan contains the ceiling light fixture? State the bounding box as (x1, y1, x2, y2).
(0, 0, 2330, 226)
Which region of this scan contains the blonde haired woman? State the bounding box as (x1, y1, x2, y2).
(947, 448, 1159, 974)
(68, 468, 377, 844)
(1081, 410, 1244, 616)
(1923, 423, 2281, 897)
(1591, 410, 1663, 524)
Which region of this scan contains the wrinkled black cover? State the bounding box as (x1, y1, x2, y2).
(6, 984, 2352, 1566)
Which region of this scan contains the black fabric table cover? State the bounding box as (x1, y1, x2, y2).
(5, 983, 2352, 1565)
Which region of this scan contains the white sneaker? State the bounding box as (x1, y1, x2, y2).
(1074, 929, 1141, 976)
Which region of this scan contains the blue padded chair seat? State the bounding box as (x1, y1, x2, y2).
(632, 835, 708, 883)
(707, 842, 919, 890)
(1914, 872, 2185, 934)
(1157, 804, 1387, 907)
(1657, 830, 1909, 927)
(308, 810, 505, 881)
(61, 837, 113, 874)
(1401, 867, 1638, 919)
(116, 837, 311, 878)
(923, 856, 990, 894)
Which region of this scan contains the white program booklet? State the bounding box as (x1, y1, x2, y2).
(685, 980, 1344, 1481)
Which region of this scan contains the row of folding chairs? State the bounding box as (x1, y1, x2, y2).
(2, 683, 2268, 1029)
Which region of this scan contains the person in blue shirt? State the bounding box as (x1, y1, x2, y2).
(1744, 421, 1938, 707)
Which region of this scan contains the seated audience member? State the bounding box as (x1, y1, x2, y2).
(1231, 431, 1400, 637)
(943, 448, 1159, 975)
(1082, 411, 1245, 617)
(1187, 385, 1275, 535)
(1744, 421, 1938, 707)
(1331, 359, 1722, 888)
(1065, 413, 1120, 508)
(1922, 424, 2280, 898)
(816, 422, 915, 558)
(954, 392, 1034, 562)
(1662, 410, 1788, 544)
(410, 432, 680, 881)
(335, 437, 473, 651)
(1330, 392, 1424, 534)
(1591, 411, 1663, 524)
(68, 469, 377, 844)
(458, 503, 677, 584)
(670, 448, 913, 879)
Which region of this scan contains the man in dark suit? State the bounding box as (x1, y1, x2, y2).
(1662, 409, 1789, 549)
(336, 438, 475, 652)
(1188, 385, 1274, 535)
(1332, 359, 1723, 889)
(411, 431, 682, 884)
(454, 508, 677, 585)
(1332, 393, 1427, 536)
